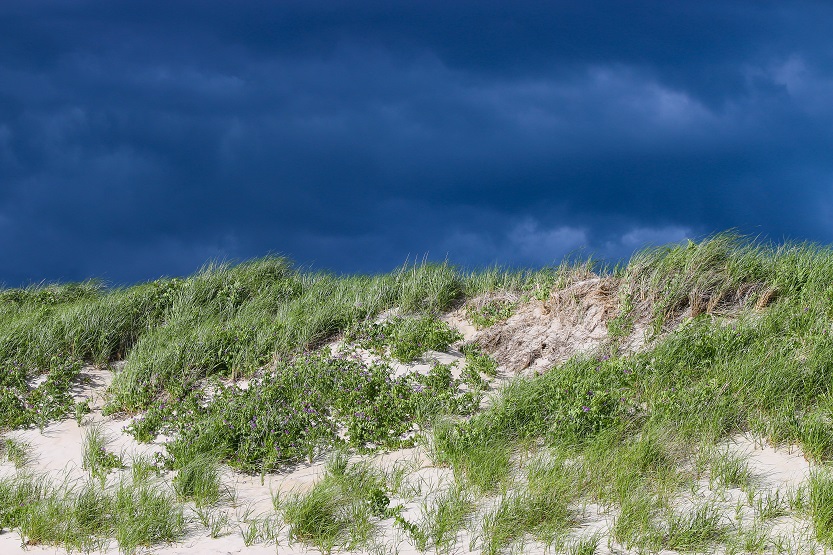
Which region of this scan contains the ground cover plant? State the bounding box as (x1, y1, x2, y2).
(342, 314, 463, 362)
(128, 344, 481, 472)
(5, 233, 833, 553)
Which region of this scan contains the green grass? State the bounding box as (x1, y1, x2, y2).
(275, 452, 392, 553)
(194, 506, 233, 538)
(709, 449, 753, 491)
(0, 471, 185, 554)
(113, 479, 187, 554)
(7, 233, 833, 552)
(421, 234, 833, 551)
(726, 521, 769, 554)
(809, 469, 833, 546)
(343, 314, 463, 363)
(662, 502, 728, 551)
(2, 437, 30, 468)
(565, 534, 602, 555)
(172, 452, 224, 507)
(750, 488, 791, 521)
(480, 486, 576, 554)
(429, 418, 514, 493)
(416, 483, 474, 552)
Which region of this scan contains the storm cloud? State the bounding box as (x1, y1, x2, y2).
(1, 1, 832, 285)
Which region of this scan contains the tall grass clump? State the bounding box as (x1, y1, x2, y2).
(172, 452, 224, 507)
(809, 470, 833, 546)
(623, 233, 774, 334)
(276, 452, 391, 553)
(0, 472, 185, 554)
(113, 480, 186, 553)
(416, 483, 474, 552)
(430, 418, 514, 493)
(479, 455, 580, 555)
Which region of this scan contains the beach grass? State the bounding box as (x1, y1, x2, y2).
(3, 233, 833, 552)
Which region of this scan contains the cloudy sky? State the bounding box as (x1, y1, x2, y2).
(2, 1, 832, 285)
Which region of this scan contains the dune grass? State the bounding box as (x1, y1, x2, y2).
(0, 470, 186, 554)
(4, 233, 833, 552)
(275, 451, 392, 553)
(419, 234, 833, 552)
(2, 437, 30, 468)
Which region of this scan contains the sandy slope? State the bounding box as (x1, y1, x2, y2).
(0, 352, 467, 555)
(0, 313, 818, 555)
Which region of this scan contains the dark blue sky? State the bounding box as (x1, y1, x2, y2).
(2, 1, 832, 285)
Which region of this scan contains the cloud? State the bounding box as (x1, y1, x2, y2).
(440, 220, 586, 267)
(506, 221, 587, 265)
(0, 1, 832, 284)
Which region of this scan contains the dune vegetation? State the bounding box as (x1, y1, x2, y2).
(3, 233, 833, 553)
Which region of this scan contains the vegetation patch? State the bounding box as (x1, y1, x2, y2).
(276, 452, 395, 553)
(0, 471, 185, 554)
(0, 358, 81, 431)
(465, 294, 519, 329)
(82, 425, 125, 483)
(4, 234, 833, 553)
(342, 314, 462, 363)
(127, 350, 480, 472)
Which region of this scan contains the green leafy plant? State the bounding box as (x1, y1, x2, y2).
(82, 425, 125, 482)
(344, 314, 463, 363)
(141, 351, 478, 473)
(74, 399, 91, 426)
(465, 298, 517, 329)
(2, 438, 29, 468)
(461, 343, 498, 377)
